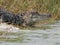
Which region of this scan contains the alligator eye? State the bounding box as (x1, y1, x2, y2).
(48, 14, 52, 17)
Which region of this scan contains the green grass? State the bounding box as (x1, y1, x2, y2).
(0, 31, 25, 42)
(18, 25, 52, 30)
(0, 0, 60, 19)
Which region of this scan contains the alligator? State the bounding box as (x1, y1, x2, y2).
(0, 8, 52, 27)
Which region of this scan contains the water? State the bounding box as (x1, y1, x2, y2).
(0, 21, 60, 45)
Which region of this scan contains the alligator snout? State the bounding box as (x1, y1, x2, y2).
(22, 11, 52, 26)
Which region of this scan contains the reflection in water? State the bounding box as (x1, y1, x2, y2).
(0, 21, 60, 45)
